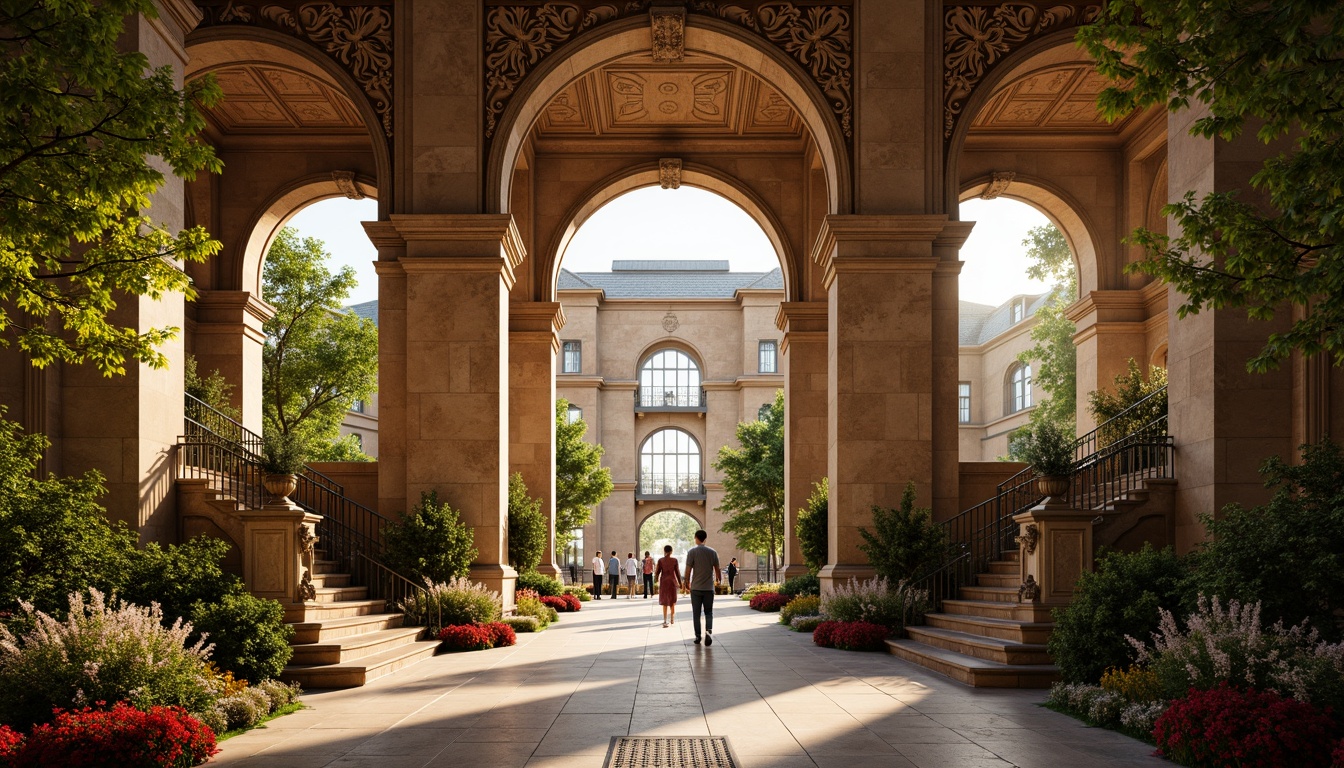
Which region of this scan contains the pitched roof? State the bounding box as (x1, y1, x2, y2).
(345, 299, 379, 326)
(557, 263, 783, 299)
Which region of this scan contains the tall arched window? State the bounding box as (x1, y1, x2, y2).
(638, 428, 702, 496)
(638, 350, 702, 408)
(1006, 362, 1033, 414)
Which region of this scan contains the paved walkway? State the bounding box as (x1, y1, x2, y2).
(213, 595, 1165, 768)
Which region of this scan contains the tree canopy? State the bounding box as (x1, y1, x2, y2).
(261, 228, 378, 458)
(0, 0, 222, 376)
(554, 398, 612, 552)
(1017, 224, 1077, 430)
(1080, 1, 1344, 372)
(714, 389, 785, 578)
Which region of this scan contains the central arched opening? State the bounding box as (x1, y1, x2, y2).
(638, 509, 701, 564)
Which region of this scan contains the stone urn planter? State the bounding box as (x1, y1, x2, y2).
(263, 473, 298, 503)
(1034, 474, 1070, 499)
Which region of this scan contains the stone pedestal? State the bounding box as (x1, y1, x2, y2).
(509, 301, 566, 579)
(239, 501, 323, 608)
(1012, 500, 1094, 607)
(813, 216, 971, 592)
(777, 301, 828, 580)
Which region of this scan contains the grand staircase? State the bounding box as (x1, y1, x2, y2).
(895, 388, 1173, 687)
(178, 395, 438, 688)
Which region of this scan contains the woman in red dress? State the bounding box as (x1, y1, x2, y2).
(655, 544, 681, 628)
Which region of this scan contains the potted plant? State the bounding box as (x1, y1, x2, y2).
(1015, 420, 1075, 498)
(260, 431, 306, 502)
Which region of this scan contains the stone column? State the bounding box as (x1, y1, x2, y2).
(509, 302, 566, 578)
(192, 291, 273, 433)
(1012, 499, 1094, 608)
(1165, 107, 1295, 551)
(1068, 290, 1151, 434)
(363, 214, 523, 605)
(814, 216, 969, 591)
(776, 302, 827, 579)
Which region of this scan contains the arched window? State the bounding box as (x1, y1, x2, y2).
(638, 350, 702, 407)
(638, 428, 702, 496)
(1006, 363, 1033, 414)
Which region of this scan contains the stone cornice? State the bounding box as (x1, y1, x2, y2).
(196, 289, 276, 328)
(811, 215, 953, 290)
(775, 301, 827, 334)
(1066, 289, 1149, 327)
(509, 302, 567, 335)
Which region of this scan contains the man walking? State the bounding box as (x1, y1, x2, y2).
(642, 551, 655, 598)
(683, 529, 722, 646)
(591, 550, 605, 599)
(607, 551, 621, 599)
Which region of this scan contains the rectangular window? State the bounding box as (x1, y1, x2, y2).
(758, 340, 777, 373)
(351, 399, 365, 413)
(958, 383, 971, 424)
(1011, 300, 1025, 324)
(562, 341, 581, 373)
(566, 404, 583, 425)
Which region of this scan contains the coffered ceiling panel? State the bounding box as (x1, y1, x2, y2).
(203, 65, 366, 135)
(971, 64, 1132, 133)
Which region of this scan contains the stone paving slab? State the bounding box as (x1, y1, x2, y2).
(211, 595, 1166, 767)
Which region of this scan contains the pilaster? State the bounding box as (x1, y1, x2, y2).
(776, 301, 827, 579)
(193, 290, 274, 434)
(509, 301, 566, 578)
(1068, 290, 1151, 434)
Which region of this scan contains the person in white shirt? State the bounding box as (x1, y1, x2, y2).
(624, 553, 639, 599)
(591, 550, 605, 600)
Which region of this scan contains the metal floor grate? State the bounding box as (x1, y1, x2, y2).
(605, 737, 740, 768)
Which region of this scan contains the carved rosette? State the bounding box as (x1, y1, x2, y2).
(484, 1, 853, 144)
(195, 1, 394, 139)
(943, 2, 1102, 143)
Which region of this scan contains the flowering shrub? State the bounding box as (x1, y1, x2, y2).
(540, 595, 579, 612)
(401, 577, 501, 630)
(812, 620, 889, 651)
(561, 593, 582, 612)
(502, 616, 539, 633)
(254, 679, 301, 713)
(821, 577, 929, 634)
(778, 596, 821, 625)
(1100, 666, 1163, 703)
(1047, 682, 1170, 735)
(0, 590, 214, 728)
(437, 624, 494, 652)
(12, 702, 217, 767)
(790, 615, 825, 633)
(515, 596, 556, 628)
(563, 586, 591, 603)
(1129, 596, 1344, 712)
(191, 706, 227, 738)
(484, 622, 516, 648)
(515, 571, 564, 597)
(202, 663, 248, 698)
(1153, 684, 1337, 768)
(749, 593, 791, 612)
(217, 690, 266, 731)
(1119, 701, 1168, 734)
(1333, 738, 1344, 768)
(0, 724, 22, 757)
(740, 583, 780, 601)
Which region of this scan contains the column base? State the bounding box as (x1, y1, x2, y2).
(780, 563, 811, 580)
(470, 562, 520, 612)
(818, 563, 876, 593)
(535, 562, 562, 579)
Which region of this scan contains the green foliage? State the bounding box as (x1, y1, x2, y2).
(820, 577, 930, 632)
(514, 596, 555, 629)
(638, 509, 698, 557)
(1048, 544, 1189, 684)
(715, 390, 785, 575)
(1016, 225, 1078, 433)
(0, 0, 223, 375)
(516, 571, 565, 597)
(740, 582, 780, 601)
(507, 474, 548, 572)
(120, 537, 237, 626)
(857, 483, 949, 582)
(502, 616, 540, 633)
(309, 434, 373, 462)
(1012, 418, 1076, 477)
(381, 491, 477, 583)
(184, 355, 239, 420)
(0, 416, 135, 617)
(190, 593, 294, 684)
(259, 431, 307, 475)
(262, 228, 378, 458)
(779, 574, 821, 599)
(1087, 360, 1167, 445)
(1079, 1, 1344, 372)
(402, 577, 501, 629)
(778, 595, 821, 626)
(1186, 440, 1344, 640)
(796, 478, 828, 575)
(554, 399, 612, 552)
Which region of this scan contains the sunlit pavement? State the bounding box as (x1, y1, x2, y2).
(211, 595, 1165, 767)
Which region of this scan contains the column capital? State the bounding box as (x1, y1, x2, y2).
(196, 290, 275, 325)
(509, 302, 566, 353)
(775, 301, 828, 335)
(811, 215, 973, 290)
(363, 214, 527, 287)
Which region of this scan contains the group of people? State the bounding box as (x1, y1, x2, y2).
(586, 530, 736, 645)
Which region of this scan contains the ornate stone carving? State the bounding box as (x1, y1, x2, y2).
(659, 157, 682, 189)
(979, 171, 1016, 200)
(650, 4, 686, 63)
(332, 170, 366, 199)
(1016, 522, 1038, 555)
(662, 311, 680, 332)
(297, 523, 318, 601)
(484, 1, 853, 142)
(196, 2, 394, 138)
(943, 2, 1103, 141)
(1018, 574, 1040, 603)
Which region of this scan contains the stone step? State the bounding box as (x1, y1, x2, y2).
(284, 599, 388, 623)
(925, 612, 1053, 644)
(941, 599, 1054, 623)
(314, 585, 369, 603)
(886, 638, 1059, 688)
(975, 572, 1018, 588)
(290, 612, 406, 645)
(958, 585, 1020, 603)
(1001, 550, 1020, 563)
(906, 626, 1053, 665)
(986, 560, 1019, 575)
(309, 572, 351, 589)
(282, 639, 441, 689)
(312, 559, 341, 575)
(288, 626, 427, 666)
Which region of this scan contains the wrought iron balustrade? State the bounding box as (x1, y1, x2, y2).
(636, 386, 706, 408)
(637, 473, 704, 496)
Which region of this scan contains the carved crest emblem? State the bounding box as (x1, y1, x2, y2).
(662, 312, 680, 332)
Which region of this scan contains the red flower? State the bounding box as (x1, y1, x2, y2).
(812, 620, 889, 651)
(1153, 684, 1336, 768)
(561, 593, 582, 612)
(0, 724, 23, 757)
(540, 595, 569, 612)
(749, 592, 791, 611)
(484, 622, 517, 648)
(437, 623, 494, 651)
(11, 701, 216, 767)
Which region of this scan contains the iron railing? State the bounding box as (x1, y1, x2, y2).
(636, 473, 704, 496)
(636, 386, 706, 408)
(176, 439, 267, 510)
(355, 554, 441, 631)
(915, 386, 1173, 610)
